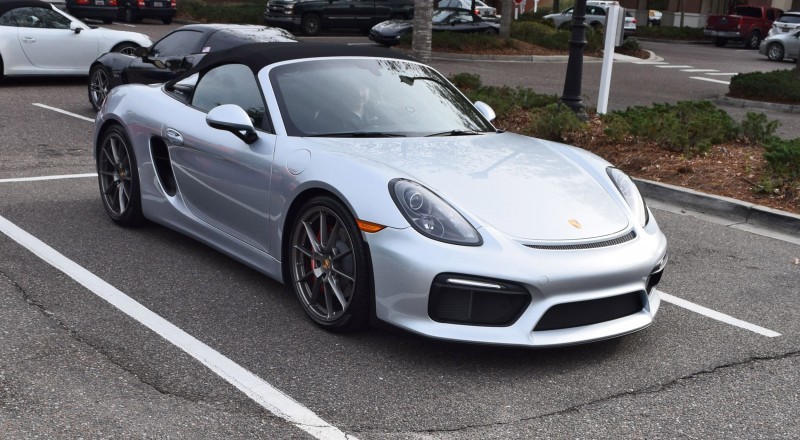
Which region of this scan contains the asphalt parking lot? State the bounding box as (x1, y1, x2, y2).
(1, 22, 799, 439)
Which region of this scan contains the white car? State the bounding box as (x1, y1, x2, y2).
(545, 0, 637, 36)
(768, 10, 800, 36)
(0, 0, 152, 78)
(438, 0, 496, 17)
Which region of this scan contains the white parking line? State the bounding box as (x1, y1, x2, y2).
(634, 61, 669, 65)
(706, 72, 738, 76)
(690, 76, 731, 85)
(0, 173, 96, 184)
(0, 215, 355, 440)
(659, 290, 781, 337)
(114, 22, 136, 27)
(656, 65, 694, 68)
(33, 103, 94, 123)
(681, 69, 718, 72)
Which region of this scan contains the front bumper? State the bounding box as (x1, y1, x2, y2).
(365, 217, 668, 347)
(263, 14, 301, 30)
(133, 7, 176, 19)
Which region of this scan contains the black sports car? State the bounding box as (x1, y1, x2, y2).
(88, 23, 296, 111)
(369, 8, 499, 47)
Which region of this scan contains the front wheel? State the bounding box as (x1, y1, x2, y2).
(289, 196, 371, 331)
(88, 65, 111, 112)
(112, 42, 139, 56)
(714, 37, 727, 47)
(301, 13, 321, 36)
(97, 125, 144, 226)
(745, 31, 761, 49)
(766, 42, 784, 61)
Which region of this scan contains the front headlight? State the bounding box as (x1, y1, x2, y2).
(390, 179, 482, 246)
(607, 167, 649, 227)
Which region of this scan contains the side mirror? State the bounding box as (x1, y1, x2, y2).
(474, 101, 496, 122)
(133, 46, 149, 58)
(206, 104, 258, 144)
(69, 21, 82, 34)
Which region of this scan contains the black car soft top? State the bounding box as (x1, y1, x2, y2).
(166, 42, 416, 89)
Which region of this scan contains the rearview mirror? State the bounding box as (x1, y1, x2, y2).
(69, 21, 82, 34)
(133, 46, 149, 58)
(206, 104, 258, 144)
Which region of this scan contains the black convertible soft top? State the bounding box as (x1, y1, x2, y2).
(0, 0, 53, 16)
(166, 42, 416, 88)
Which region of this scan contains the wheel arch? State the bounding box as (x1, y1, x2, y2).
(94, 118, 129, 160)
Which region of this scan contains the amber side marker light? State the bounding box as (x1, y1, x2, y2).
(357, 220, 386, 233)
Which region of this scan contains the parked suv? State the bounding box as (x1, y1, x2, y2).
(65, 0, 119, 24)
(118, 0, 176, 24)
(264, 0, 414, 36)
(768, 10, 800, 36)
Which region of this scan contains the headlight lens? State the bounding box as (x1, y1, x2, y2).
(390, 179, 482, 246)
(607, 167, 649, 227)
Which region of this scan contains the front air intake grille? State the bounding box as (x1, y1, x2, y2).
(428, 274, 530, 326)
(533, 291, 644, 331)
(525, 231, 636, 250)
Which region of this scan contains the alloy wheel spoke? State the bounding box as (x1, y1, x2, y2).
(331, 267, 355, 284)
(323, 284, 334, 319)
(331, 247, 352, 262)
(319, 211, 328, 251)
(308, 275, 323, 304)
(293, 244, 315, 260)
(302, 221, 322, 253)
(326, 276, 349, 310)
(324, 221, 340, 251)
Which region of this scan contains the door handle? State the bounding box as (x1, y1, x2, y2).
(165, 128, 183, 145)
(22, 37, 36, 43)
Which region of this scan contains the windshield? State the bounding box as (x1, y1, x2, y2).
(269, 58, 495, 137)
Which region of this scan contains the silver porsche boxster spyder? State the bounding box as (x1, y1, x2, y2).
(94, 43, 667, 347)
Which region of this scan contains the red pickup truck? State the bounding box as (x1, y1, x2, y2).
(704, 5, 783, 49)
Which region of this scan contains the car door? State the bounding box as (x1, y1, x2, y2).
(585, 5, 607, 26)
(322, 0, 359, 29)
(14, 6, 99, 71)
(125, 29, 206, 85)
(166, 63, 276, 252)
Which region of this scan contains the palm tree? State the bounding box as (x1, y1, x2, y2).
(499, 0, 513, 39)
(412, 0, 434, 63)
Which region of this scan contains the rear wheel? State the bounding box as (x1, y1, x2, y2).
(301, 13, 321, 36)
(745, 31, 761, 49)
(125, 7, 141, 23)
(97, 125, 145, 227)
(714, 37, 727, 47)
(162, 17, 172, 24)
(289, 196, 371, 331)
(766, 42, 784, 61)
(88, 65, 111, 112)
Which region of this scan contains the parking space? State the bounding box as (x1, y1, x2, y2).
(1, 35, 799, 438)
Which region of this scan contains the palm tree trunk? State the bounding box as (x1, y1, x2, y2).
(412, 0, 434, 64)
(499, 0, 513, 39)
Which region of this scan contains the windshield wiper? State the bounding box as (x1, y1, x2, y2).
(425, 130, 484, 137)
(306, 132, 407, 138)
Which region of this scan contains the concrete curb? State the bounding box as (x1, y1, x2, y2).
(713, 95, 800, 115)
(635, 178, 800, 236)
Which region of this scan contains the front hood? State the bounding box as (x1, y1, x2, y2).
(311, 133, 630, 242)
(98, 28, 152, 46)
(372, 20, 412, 34)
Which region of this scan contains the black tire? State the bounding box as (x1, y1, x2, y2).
(714, 37, 727, 47)
(745, 31, 762, 49)
(111, 42, 139, 55)
(289, 196, 371, 331)
(162, 17, 172, 24)
(766, 42, 784, 61)
(0, 55, 4, 83)
(301, 13, 321, 36)
(483, 27, 498, 35)
(97, 125, 145, 227)
(88, 65, 111, 112)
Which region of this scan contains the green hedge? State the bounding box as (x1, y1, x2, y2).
(179, 0, 263, 24)
(729, 69, 800, 105)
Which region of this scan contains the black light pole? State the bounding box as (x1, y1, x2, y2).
(560, 0, 588, 118)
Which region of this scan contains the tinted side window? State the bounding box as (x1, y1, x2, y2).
(151, 30, 204, 58)
(11, 7, 70, 28)
(192, 64, 268, 130)
(0, 9, 21, 26)
(782, 15, 800, 24)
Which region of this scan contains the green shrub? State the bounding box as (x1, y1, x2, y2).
(432, 32, 516, 52)
(605, 101, 738, 156)
(618, 37, 640, 53)
(729, 69, 800, 105)
(762, 137, 800, 195)
(600, 113, 631, 143)
(179, 0, 262, 24)
(739, 112, 780, 145)
(449, 72, 482, 91)
(510, 20, 604, 52)
(529, 103, 587, 142)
